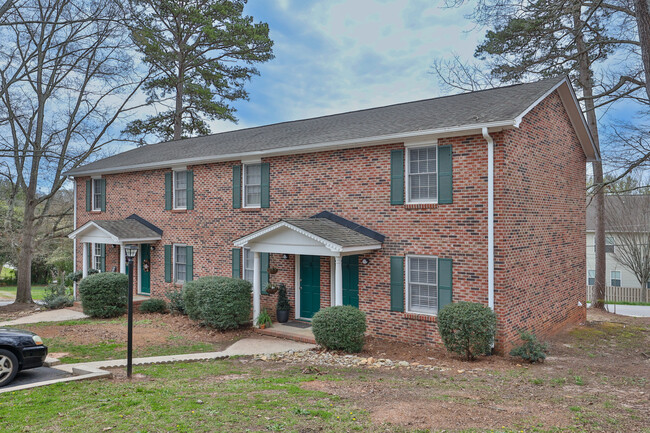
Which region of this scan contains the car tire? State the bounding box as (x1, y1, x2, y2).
(0, 349, 19, 387)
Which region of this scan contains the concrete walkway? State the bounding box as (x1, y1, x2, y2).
(604, 304, 650, 317)
(0, 308, 88, 327)
(2, 336, 316, 393)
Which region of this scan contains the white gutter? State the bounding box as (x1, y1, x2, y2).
(72, 178, 77, 300)
(482, 127, 495, 311)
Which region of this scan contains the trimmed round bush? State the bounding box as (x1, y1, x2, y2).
(182, 276, 252, 330)
(78, 272, 128, 318)
(437, 302, 496, 361)
(138, 298, 168, 314)
(312, 306, 366, 353)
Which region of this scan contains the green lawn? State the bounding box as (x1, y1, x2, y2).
(0, 360, 374, 433)
(0, 285, 49, 300)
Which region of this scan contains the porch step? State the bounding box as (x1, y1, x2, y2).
(254, 327, 317, 345)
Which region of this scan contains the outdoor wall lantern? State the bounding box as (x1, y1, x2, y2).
(361, 258, 370, 265)
(282, 254, 289, 260)
(124, 244, 138, 379)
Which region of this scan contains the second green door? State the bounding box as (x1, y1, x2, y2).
(300, 255, 321, 319)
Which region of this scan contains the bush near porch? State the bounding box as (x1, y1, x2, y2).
(78, 272, 128, 318)
(183, 276, 252, 330)
(312, 305, 367, 353)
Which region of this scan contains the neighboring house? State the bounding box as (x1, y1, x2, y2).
(67, 76, 598, 349)
(586, 195, 650, 290)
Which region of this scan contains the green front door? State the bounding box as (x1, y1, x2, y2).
(342, 255, 359, 307)
(300, 255, 321, 319)
(140, 244, 151, 295)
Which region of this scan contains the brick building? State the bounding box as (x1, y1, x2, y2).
(67, 76, 598, 349)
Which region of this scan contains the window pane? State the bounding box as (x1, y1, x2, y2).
(93, 179, 102, 210)
(243, 249, 254, 283)
(246, 186, 261, 207)
(175, 246, 186, 282)
(244, 164, 261, 207)
(408, 147, 437, 202)
(174, 171, 187, 208)
(408, 257, 437, 314)
(245, 164, 261, 185)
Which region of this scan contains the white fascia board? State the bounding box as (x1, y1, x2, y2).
(234, 221, 344, 252)
(120, 237, 162, 243)
(68, 221, 120, 243)
(67, 120, 516, 177)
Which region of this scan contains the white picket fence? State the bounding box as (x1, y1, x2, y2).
(587, 285, 650, 304)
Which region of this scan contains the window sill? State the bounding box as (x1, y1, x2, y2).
(240, 207, 261, 212)
(404, 203, 438, 210)
(89, 210, 102, 214)
(402, 312, 437, 322)
(171, 209, 187, 213)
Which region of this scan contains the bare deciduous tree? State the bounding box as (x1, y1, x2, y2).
(606, 194, 650, 302)
(0, 0, 146, 303)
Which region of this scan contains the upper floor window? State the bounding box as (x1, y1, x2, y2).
(244, 164, 262, 207)
(407, 255, 438, 315)
(92, 179, 102, 211)
(407, 146, 437, 203)
(610, 270, 621, 287)
(174, 171, 187, 209)
(587, 269, 595, 286)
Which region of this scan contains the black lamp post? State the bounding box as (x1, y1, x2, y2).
(124, 244, 138, 379)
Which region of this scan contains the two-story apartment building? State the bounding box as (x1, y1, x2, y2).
(67, 76, 598, 349)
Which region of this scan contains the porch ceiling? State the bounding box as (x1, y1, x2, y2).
(233, 218, 382, 256)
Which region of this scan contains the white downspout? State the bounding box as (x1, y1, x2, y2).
(482, 128, 495, 311)
(72, 177, 77, 300)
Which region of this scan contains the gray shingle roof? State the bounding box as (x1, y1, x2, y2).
(93, 219, 162, 240)
(66, 77, 568, 176)
(282, 218, 382, 247)
(586, 195, 650, 232)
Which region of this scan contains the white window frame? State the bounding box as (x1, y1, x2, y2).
(173, 244, 187, 283)
(242, 247, 254, 284)
(587, 269, 595, 286)
(93, 243, 102, 271)
(92, 178, 102, 211)
(405, 144, 438, 204)
(610, 270, 621, 287)
(605, 236, 615, 254)
(405, 255, 439, 315)
(173, 170, 188, 210)
(242, 163, 262, 208)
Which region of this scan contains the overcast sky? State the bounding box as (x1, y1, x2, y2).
(210, 0, 482, 132)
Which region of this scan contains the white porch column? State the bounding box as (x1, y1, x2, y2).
(294, 255, 301, 319)
(82, 242, 88, 278)
(253, 251, 261, 324)
(334, 255, 343, 306)
(120, 243, 126, 274)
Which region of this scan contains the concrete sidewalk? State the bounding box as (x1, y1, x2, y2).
(0, 308, 88, 327)
(2, 336, 316, 393)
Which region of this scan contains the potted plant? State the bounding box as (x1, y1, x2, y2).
(256, 309, 272, 329)
(276, 284, 290, 323)
(265, 282, 279, 295)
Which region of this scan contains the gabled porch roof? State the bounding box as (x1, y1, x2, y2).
(233, 212, 383, 256)
(68, 214, 162, 244)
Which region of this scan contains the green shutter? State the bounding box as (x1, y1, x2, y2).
(86, 243, 92, 271)
(100, 244, 106, 272)
(100, 179, 106, 212)
(390, 256, 405, 312)
(438, 145, 453, 204)
(260, 252, 269, 294)
(186, 170, 194, 210)
(438, 258, 453, 312)
(261, 163, 270, 208)
(164, 245, 172, 283)
(232, 165, 241, 209)
(186, 246, 193, 281)
(85, 180, 91, 211)
(165, 172, 172, 210)
(390, 149, 404, 205)
(232, 248, 241, 278)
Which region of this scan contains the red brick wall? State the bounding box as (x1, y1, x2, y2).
(74, 90, 585, 348)
(495, 92, 587, 350)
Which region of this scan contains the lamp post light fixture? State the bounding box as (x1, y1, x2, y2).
(124, 244, 138, 379)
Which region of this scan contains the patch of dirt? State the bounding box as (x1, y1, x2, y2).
(26, 311, 254, 351)
(107, 368, 154, 382)
(0, 302, 42, 321)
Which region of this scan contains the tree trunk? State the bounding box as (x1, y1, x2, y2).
(633, 0, 650, 99)
(174, 61, 184, 141)
(573, 7, 606, 309)
(15, 202, 35, 304)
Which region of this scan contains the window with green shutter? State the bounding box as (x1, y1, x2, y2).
(390, 256, 404, 312)
(164, 245, 172, 282)
(405, 255, 453, 315)
(232, 166, 241, 209)
(390, 149, 404, 205)
(85, 180, 91, 211)
(164, 172, 172, 210)
(232, 248, 241, 278)
(186, 170, 194, 210)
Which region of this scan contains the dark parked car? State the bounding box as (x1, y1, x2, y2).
(0, 328, 48, 387)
